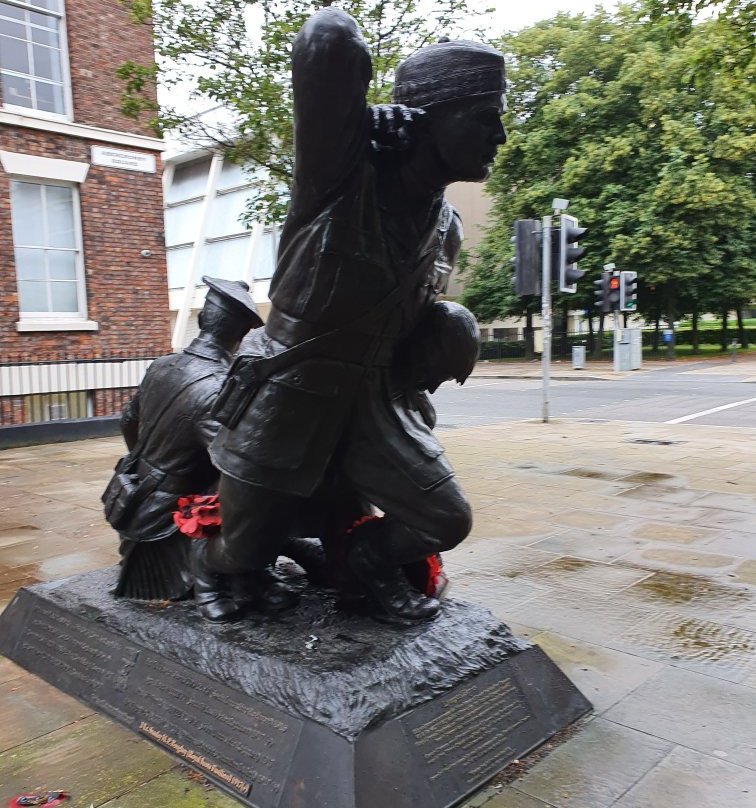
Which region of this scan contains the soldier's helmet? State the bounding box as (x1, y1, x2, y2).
(401, 301, 480, 393)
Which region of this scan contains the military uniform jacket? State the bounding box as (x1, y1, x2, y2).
(117, 337, 230, 543)
(210, 8, 460, 497)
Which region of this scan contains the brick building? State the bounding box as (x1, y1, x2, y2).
(0, 0, 167, 426)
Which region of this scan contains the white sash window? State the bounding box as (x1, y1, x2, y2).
(10, 178, 87, 318)
(0, 0, 71, 119)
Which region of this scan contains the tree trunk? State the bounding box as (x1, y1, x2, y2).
(587, 314, 595, 354)
(593, 313, 604, 359)
(691, 307, 699, 354)
(737, 306, 748, 349)
(652, 315, 660, 354)
(721, 309, 729, 352)
(524, 309, 535, 360)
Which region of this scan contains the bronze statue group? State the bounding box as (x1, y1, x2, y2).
(104, 8, 507, 627)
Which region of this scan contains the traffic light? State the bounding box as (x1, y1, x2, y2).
(511, 219, 542, 296)
(553, 214, 587, 294)
(593, 271, 611, 313)
(608, 271, 621, 309)
(620, 271, 638, 312)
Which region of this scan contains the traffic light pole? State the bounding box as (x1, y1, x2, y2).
(541, 215, 552, 423)
(613, 310, 621, 373)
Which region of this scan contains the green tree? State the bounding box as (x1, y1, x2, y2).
(119, 0, 491, 223)
(462, 2, 755, 352)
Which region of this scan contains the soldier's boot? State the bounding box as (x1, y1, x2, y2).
(281, 536, 332, 586)
(237, 565, 300, 613)
(347, 522, 440, 625)
(191, 540, 240, 622)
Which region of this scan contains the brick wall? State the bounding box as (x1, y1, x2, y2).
(0, 388, 136, 426)
(0, 127, 171, 357)
(93, 386, 135, 418)
(0, 396, 23, 426)
(66, 0, 159, 137)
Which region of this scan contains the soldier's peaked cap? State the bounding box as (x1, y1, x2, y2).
(202, 276, 263, 329)
(393, 40, 505, 109)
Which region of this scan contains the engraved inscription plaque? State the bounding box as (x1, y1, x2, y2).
(399, 665, 545, 803)
(11, 600, 140, 726)
(130, 651, 302, 805)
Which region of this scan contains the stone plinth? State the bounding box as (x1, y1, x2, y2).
(0, 567, 591, 808)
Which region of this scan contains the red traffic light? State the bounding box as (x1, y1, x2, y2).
(609, 276, 620, 290)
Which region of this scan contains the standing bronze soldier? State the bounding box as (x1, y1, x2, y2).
(206, 8, 506, 624)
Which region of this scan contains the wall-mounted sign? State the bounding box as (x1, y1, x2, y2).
(91, 146, 156, 173)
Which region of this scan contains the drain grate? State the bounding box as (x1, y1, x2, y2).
(628, 439, 686, 446)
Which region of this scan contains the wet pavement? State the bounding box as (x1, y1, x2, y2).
(0, 417, 755, 807)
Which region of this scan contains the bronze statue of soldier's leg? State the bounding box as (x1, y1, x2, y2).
(339, 425, 472, 623)
(201, 472, 303, 611)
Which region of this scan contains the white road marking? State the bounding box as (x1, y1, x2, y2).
(665, 397, 756, 424)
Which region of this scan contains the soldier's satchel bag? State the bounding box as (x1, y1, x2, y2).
(102, 371, 214, 529)
(102, 456, 164, 531)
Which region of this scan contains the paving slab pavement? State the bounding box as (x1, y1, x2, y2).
(0, 417, 754, 807)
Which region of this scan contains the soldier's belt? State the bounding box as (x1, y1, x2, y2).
(214, 261, 429, 430)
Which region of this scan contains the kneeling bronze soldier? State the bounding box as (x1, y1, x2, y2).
(103, 277, 264, 621)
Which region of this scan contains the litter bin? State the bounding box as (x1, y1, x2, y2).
(572, 345, 586, 369)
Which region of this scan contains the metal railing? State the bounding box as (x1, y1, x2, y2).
(0, 350, 155, 427)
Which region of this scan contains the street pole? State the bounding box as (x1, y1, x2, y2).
(541, 215, 552, 423)
(613, 310, 621, 373)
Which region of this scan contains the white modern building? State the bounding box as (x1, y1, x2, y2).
(163, 148, 279, 350)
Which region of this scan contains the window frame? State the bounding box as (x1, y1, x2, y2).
(0, 0, 73, 121)
(10, 175, 88, 320)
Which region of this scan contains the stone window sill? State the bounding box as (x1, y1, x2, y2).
(16, 319, 99, 332)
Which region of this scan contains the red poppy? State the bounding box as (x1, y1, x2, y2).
(8, 794, 68, 808)
(173, 494, 222, 539)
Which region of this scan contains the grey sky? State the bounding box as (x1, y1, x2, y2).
(486, 0, 615, 35)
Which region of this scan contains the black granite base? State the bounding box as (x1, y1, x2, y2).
(0, 567, 591, 808)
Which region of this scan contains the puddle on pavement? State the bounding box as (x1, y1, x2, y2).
(671, 619, 753, 654)
(621, 471, 677, 484)
(556, 467, 620, 481)
(617, 572, 756, 669)
(619, 612, 756, 672)
(542, 557, 591, 573)
(630, 571, 753, 608)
